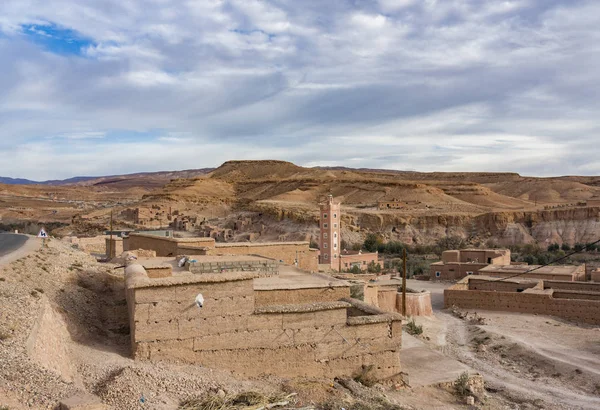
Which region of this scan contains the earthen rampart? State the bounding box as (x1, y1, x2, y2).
(125, 265, 402, 380)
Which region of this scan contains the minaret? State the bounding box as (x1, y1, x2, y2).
(319, 195, 341, 270)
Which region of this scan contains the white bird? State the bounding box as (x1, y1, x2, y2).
(195, 293, 204, 308)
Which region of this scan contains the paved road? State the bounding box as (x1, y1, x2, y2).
(0, 233, 28, 258)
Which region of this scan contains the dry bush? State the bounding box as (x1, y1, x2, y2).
(179, 391, 293, 410)
(353, 365, 378, 388)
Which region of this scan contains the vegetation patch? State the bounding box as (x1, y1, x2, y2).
(404, 318, 423, 336)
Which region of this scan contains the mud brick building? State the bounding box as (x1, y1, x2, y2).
(430, 249, 511, 280)
(124, 261, 403, 380)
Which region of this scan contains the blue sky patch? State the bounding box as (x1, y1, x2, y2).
(20, 23, 96, 56)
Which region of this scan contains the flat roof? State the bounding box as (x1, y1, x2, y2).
(254, 265, 350, 290)
(479, 264, 581, 276)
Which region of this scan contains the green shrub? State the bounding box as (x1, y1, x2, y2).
(454, 372, 470, 397)
(367, 261, 381, 273)
(404, 318, 423, 335)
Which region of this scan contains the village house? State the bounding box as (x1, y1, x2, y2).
(430, 249, 511, 280)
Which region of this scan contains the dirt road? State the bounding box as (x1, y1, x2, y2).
(407, 279, 600, 409)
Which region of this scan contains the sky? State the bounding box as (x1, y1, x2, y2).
(1, 0, 599, 180)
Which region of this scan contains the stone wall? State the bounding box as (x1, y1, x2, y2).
(126, 265, 402, 380)
(445, 278, 600, 325)
(210, 242, 319, 272)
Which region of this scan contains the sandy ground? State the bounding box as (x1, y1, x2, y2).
(407, 279, 600, 410)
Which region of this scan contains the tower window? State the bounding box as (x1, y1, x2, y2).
(324, 233, 328, 238)
(334, 233, 337, 238)
(324, 243, 328, 248)
(333, 223, 337, 228)
(324, 254, 329, 259)
(334, 254, 337, 259)
(333, 213, 337, 218)
(323, 213, 327, 219)
(323, 223, 328, 228)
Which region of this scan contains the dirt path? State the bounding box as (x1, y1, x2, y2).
(406, 281, 600, 409)
(437, 310, 600, 409)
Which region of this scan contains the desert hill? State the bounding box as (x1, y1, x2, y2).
(2, 160, 600, 246)
(150, 160, 538, 213)
(0, 168, 214, 188)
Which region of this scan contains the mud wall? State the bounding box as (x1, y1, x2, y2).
(366, 286, 433, 317)
(65, 235, 108, 254)
(126, 268, 401, 380)
(468, 279, 538, 292)
(210, 242, 318, 272)
(395, 291, 433, 316)
(430, 262, 489, 280)
(445, 283, 600, 325)
(255, 287, 350, 307)
(126, 233, 216, 257)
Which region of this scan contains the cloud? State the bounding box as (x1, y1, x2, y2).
(0, 0, 598, 179)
